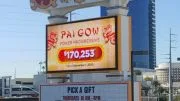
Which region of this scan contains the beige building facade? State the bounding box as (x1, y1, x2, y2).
(155, 63, 180, 84)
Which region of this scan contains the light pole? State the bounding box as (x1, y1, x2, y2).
(39, 61, 46, 73)
(39, 61, 43, 73)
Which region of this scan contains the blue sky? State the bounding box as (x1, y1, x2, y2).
(156, 0, 180, 64)
(0, 0, 179, 78)
(0, 0, 48, 77)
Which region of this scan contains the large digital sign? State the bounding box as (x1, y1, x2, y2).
(47, 16, 118, 73)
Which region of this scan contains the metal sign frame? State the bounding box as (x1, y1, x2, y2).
(46, 16, 118, 73)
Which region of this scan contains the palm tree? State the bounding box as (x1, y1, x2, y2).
(152, 80, 168, 101)
(142, 86, 151, 96)
(152, 80, 161, 95)
(152, 80, 160, 88)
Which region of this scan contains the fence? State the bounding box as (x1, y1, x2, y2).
(142, 96, 158, 101)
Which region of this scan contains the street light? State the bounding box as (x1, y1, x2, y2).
(39, 62, 43, 72)
(39, 61, 46, 73)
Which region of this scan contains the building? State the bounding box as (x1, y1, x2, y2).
(1, 76, 11, 98)
(100, 0, 156, 69)
(11, 78, 38, 97)
(155, 63, 180, 84)
(142, 71, 156, 80)
(128, 0, 156, 69)
(33, 73, 47, 92)
(0, 77, 38, 98)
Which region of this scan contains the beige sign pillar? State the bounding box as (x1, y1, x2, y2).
(48, 15, 68, 24)
(47, 15, 68, 83)
(107, 0, 130, 81)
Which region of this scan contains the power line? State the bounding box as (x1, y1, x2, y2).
(0, 17, 47, 22)
(1, 11, 47, 16)
(0, 36, 44, 39)
(0, 22, 45, 26)
(0, 49, 45, 52)
(0, 24, 45, 27)
(0, 29, 44, 33)
(0, 4, 30, 9)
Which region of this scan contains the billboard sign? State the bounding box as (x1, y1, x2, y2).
(47, 16, 118, 73)
(40, 82, 132, 101)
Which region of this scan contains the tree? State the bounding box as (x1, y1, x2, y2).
(144, 76, 153, 81)
(158, 87, 168, 101)
(152, 80, 168, 101)
(134, 70, 142, 75)
(152, 80, 160, 88)
(142, 86, 151, 96)
(152, 80, 160, 95)
(154, 86, 167, 95)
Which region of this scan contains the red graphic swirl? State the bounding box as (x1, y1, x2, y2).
(31, 0, 57, 10)
(74, 0, 85, 3)
(102, 24, 115, 45)
(48, 32, 58, 51)
(35, 0, 51, 5)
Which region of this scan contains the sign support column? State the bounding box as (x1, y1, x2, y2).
(107, 0, 129, 81)
(47, 15, 68, 83)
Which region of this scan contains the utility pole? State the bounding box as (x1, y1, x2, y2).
(169, 28, 173, 101)
(14, 67, 16, 79)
